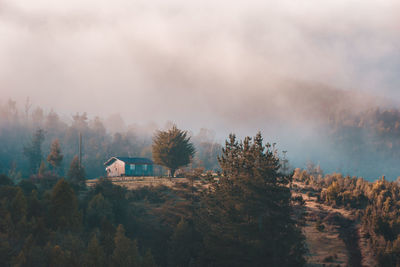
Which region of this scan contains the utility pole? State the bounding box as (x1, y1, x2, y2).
(79, 132, 82, 169)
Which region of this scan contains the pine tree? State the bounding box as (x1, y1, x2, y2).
(27, 190, 42, 219)
(168, 218, 193, 267)
(49, 245, 68, 267)
(67, 156, 85, 185)
(14, 234, 47, 267)
(47, 139, 63, 173)
(86, 235, 106, 267)
(112, 224, 140, 267)
(11, 188, 27, 224)
(152, 125, 195, 177)
(31, 218, 48, 246)
(0, 239, 12, 266)
(87, 193, 113, 228)
(197, 133, 306, 267)
(23, 129, 45, 174)
(0, 208, 14, 239)
(49, 179, 81, 230)
(142, 249, 157, 267)
(100, 218, 116, 262)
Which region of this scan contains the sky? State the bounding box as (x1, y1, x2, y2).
(1, 0, 400, 143)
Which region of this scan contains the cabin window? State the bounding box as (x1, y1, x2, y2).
(143, 164, 148, 171)
(130, 164, 135, 170)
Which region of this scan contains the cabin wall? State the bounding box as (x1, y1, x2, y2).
(125, 164, 154, 176)
(106, 160, 125, 177)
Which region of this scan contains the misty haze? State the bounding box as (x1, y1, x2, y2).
(1, 0, 400, 266)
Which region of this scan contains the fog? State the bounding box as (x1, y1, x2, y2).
(1, 0, 400, 178)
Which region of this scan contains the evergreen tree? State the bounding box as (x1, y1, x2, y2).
(99, 218, 116, 262)
(168, 218, 194, 267)
(14, 234, 47, 267)
(0, 239, 12, 266)
(86, 235, 106, 267)
(152, 125, 195, 177)
(197, 133, 306, 267)
(112, 224, 140, 267)
(49, 179, 81, 230)
(67, 156, 85, 185)
(87, 193, 113, 228)
(47, 139, 63, 173)
(142, 249, 157, 267)
(23, 129, 45, 174)
(0, 199, 14, 240)
(31, 218, 48, 246)
(27, 190, 42, 219)
(11, 188, 27, 224)
(18, 179, 37, 195)
(49, 245, 68, 267)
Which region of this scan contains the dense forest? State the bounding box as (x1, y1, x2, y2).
(0, 99, 221, 179)
(0, 131, 305, 266)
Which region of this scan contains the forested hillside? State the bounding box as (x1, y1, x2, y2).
(3, 97, 400, 266)
(0, 133, 306, 267)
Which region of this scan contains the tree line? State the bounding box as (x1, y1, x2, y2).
(328, 107, 400, 179)
(0, 99, 221, 179)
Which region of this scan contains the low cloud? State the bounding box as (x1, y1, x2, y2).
(1, 0, 400, 174)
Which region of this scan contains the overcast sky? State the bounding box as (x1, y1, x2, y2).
(1, 0, 400, 139)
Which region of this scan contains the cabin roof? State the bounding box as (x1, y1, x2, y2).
(104, 157, 153, 166)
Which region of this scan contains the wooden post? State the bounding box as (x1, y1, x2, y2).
(79, 132, 82, 169)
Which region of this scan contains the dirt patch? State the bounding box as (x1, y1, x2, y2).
(302, 200, 348, 266)
(293, 182, 378, 267)
(297, 192, 365, 266)
(334, 214, 362, 267)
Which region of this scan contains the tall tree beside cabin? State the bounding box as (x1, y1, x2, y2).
(152, 125, 195, 177)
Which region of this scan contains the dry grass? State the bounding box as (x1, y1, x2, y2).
(86, 176, 209, 190)
(302, 198, 348, 266)
(294, 182, 377, 267)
